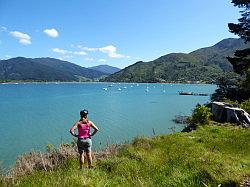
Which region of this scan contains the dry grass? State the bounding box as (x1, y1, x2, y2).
(10, 145, 77, 178)
(5, 142, 120, 181)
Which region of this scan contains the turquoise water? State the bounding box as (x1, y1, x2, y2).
(0, 83, 216, 168)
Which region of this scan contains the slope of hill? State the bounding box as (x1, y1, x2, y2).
(0, 57, 108, 82)
(103, 38, 250, 83)
(3, 125, 250, 186)
(89, 65, 121, 74)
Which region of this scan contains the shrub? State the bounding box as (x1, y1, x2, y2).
(189, 105, 212, 125)
(240, 99, 250, 114)
(46, 144, 54, 152)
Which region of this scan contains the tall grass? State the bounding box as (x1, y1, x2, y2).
(1, 125, 250, 186)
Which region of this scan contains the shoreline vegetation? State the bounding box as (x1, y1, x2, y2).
(1, 121, 249, 186)
(0, 80, 214, 84)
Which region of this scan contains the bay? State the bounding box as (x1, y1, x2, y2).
(0, 82, 216, 168)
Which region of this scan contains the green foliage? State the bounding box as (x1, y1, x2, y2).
(229, 0, 250, 43)
(224, 0, 250, 100)
(60, 143, 71, 148)
(7, 126, 250, 186)
(211, 74, 246, 102)
(0, 162, 7, 186)
(189, 105, 212, 125)
(46, 144, 54, 153)
(241, 99, 250, 113)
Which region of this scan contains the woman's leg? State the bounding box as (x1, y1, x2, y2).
(86, 152, 93, 168)
(79, 153, 84, 169)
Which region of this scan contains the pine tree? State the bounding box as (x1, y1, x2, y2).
(227, 0, 250, 99)
(228, 0, 250, 43)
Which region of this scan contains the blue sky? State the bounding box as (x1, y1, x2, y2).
(0, 0, 240, 68)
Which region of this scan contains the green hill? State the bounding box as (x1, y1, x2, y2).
(89, 65, 121, 74)
(103, 38, 250, 83)
(0, 57, 108, 82)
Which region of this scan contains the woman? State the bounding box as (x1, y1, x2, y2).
(69, 109, 99, 169)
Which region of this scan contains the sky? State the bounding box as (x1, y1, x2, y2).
(0, 0, 241, 68)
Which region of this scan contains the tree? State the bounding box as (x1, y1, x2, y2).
(228, 0, 250, 43)
(227, 0, 250, 99)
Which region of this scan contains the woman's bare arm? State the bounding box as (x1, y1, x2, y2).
(89, 121, 99, 136)
(69, 122, 79, 137)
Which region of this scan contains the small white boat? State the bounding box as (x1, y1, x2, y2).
(118, 88, 122, 91)
(103, 88, 108, 91)
(123, 86, 127, 89)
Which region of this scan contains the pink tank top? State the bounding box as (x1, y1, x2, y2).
(78, 123, 90, 138)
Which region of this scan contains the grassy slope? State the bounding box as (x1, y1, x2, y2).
(6, 125, 250, 186)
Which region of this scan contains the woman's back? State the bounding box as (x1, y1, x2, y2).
(78, 122, 90, 138)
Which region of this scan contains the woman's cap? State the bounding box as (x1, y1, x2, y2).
(80, 109, 88, 116)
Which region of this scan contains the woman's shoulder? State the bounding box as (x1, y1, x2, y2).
(76, 121, 83, 126)
(88, 120, 94, 125)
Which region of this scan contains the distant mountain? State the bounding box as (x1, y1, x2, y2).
(103, 38, 250, 83)
(0, 57, 108, 82)
(89, 65, 121, 74)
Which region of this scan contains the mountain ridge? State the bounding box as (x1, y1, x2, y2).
(89, 65, 121, 74)
(0, 57, 108, 82)
(103, 38, 250, 83)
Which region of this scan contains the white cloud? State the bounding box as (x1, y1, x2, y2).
(85, 58, 94, 61)
(74, 44, 98, 52)
(1, 55, 12, 60)
(99, 59, 107, 62)
(9, 31, 31, 45)
(0, 26, 7, 32)
(66, 43, 130, 59)
(77, 45, 82, 48)
(99, 45, 129, 58)
(99, 45, 116, 54)
(5, 55, 11, 59)
(52, 48, 67, 54)
(43, 28, 59, 38)
(52, 48, 87, 56)
(109, 53, 126, 58)
(64, 55, 73, 59)
(74, 51, 87, 55)
(82, 47, 99, 51)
